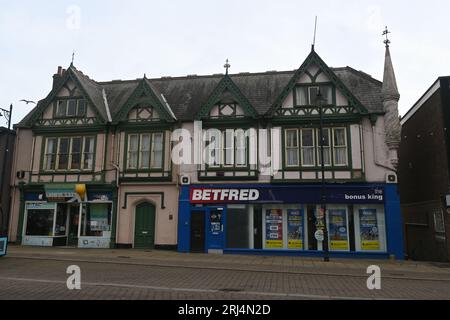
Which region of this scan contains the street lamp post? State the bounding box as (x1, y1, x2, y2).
(317, 91, 330, 262)
(0, 104, 13, 236)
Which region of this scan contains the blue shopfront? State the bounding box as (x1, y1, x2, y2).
(178, 184, 404, 259)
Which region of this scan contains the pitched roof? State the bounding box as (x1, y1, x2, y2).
(16, 62, 385, 127)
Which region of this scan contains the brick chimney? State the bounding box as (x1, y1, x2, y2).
(52, 66, 64, 89)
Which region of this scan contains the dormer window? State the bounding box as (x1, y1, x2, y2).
(56, 99, 86, 118)
(295, 85, 333, 106)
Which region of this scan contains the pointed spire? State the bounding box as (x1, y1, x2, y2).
(380, 27, 401, 170)
(381, 40, 400, 102)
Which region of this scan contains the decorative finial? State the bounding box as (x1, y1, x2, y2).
(224, 59, 231, 75)
(71, 50, 75, 65)
(382, 26, 391, 47)
(144, 73, 147, 79)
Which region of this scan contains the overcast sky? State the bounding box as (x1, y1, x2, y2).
(1, 0, 449, 126)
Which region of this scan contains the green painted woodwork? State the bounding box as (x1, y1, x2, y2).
(134, 202, 156, 249)
(266, 50, 369, 117)
(195, 75, 258, 120)
(24, 67, 107, 128)
(122, 192, 165, 209)
(114, 78, 175, 124)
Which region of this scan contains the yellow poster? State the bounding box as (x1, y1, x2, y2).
(265, 209, 283, 248)
(362, 241, 380, 250)
(288, 239, 303, 249)
(330, 240, 349, 251)
(266, 240, 283, 248)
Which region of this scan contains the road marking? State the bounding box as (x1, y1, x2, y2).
(0, 276, 386, 300)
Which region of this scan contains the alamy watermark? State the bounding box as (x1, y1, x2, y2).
(66, 5, 81, 30)
(366, 265, 381, 290)
(66, 265, 81, 290)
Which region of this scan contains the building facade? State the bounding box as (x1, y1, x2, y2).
(8, 44, 404, 259)
(0, 127, 15, 256)
(9, 67, 179, 249)
(399, 76, 450, 261)
(177, 46, 404, 259)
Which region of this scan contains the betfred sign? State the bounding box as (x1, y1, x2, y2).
(190, 188, 260, 203)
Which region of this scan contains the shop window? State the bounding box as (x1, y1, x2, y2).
(287, 208, 304, 250)
(264, 208, 284, 249)
(80, 203, 112, 237)
(353, 205, 387, 252)
(262, 205, 304, 250)
(55, 204, 68, 236)
(326, 206, 350, 251)
(26, 208, 54, 236)
(226, 205, 251, 249)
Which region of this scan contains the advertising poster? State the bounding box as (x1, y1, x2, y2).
(265, 209, 283, 248)
(328, 209, 349, 251)
(359, 209, 380, 250)
(287, 209, 303, 249)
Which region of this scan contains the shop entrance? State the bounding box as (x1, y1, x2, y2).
(190, 207, 226, 253)
(134, 202, 155, 249)
(67, 204, 80, 246)
(190, 211, 205, 252)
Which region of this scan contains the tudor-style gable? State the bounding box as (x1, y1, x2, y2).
(114, 77, 176, 124)
(195, 75, 258, 121)
(22, 65, 108, 129)
(268, 49, 369, 121)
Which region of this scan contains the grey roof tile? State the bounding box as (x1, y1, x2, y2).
(16, 65, 385, 127)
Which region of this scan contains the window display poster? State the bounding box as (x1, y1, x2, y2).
(359, 209, 380, 250)
(287, 209, 303, 249)
(328, 209, 349, 251)
(265, 209, 283, 248)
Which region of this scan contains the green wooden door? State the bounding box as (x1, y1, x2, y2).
(134, 202, 155, 248)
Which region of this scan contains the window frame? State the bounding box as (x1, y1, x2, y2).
(332, 127, 348, 167)
(284, 129, 300, 168)
(294, 84, 335, 107)
(300, 128, 315, 167)
(54, 98, 87, 118)
(125, 132, 166, 171)
(42, 136, 96, 172)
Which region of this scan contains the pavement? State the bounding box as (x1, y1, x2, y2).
(1, 245, 450, 300)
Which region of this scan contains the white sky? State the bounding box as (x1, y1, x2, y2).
(1, 0, 449, 126)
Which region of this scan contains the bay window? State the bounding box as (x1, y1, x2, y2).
(126, 132, 165, 170)
(44, 136, 95, 171)
(284, 127, 348, 168)
(205, 129, 248, 168)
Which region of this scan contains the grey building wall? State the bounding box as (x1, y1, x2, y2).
(0, 128, 15, 236)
